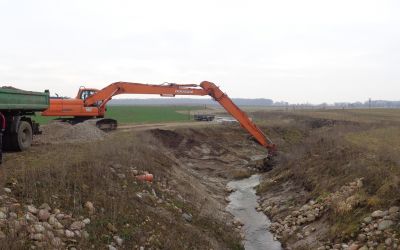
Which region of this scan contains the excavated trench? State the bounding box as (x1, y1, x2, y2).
(147, 127, 283, 249)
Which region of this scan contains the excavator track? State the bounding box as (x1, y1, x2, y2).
(87, 118, 118, 132)
(57, 118, 118, 132)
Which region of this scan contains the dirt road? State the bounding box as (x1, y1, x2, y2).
(117, 121, 215, 132)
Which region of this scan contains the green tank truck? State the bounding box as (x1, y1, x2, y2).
(0, 87, 49, 161)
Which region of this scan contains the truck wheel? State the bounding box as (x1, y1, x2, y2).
(16, 121, 33, 151)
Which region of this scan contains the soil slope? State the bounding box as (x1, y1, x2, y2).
(0, 124, 264, 249)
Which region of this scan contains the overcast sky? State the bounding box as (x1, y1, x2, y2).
(0, 0, 399, 104)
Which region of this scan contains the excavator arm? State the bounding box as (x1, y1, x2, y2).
(82, 81, 276, 156)
(200, 81, 276, 155)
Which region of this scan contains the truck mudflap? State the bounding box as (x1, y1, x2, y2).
(32, 121, 41, 135)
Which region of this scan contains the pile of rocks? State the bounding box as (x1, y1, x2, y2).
(0, 190, 127, 249)
(38, 121, 107, 144)
(269, 199, 323, 240)
(264, 179, 364, 243)
(318, 207, 400, 250)
(0, 193, 91, 248)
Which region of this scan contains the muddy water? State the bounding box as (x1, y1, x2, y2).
(227, 175, 282, 250)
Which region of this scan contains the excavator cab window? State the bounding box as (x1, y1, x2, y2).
(80, 90, 97, 100)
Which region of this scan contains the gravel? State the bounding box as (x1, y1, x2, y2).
(37, 121, 107, 144)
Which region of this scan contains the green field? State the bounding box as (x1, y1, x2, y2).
(34, 105, 203, 124)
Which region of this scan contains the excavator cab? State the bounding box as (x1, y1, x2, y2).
(76, 88, 99, 101)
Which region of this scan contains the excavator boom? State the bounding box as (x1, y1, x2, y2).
(42, 81, 276, 156)
(200, 81, 276, 154)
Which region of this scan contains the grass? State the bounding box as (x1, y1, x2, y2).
(33, 105, 202, 125)
(105, 105, 201, 124)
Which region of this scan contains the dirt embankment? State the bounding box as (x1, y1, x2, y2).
(0, 123, 264, 249)
(254, 111, 400, 250)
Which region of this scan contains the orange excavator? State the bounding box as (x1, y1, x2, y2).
(42, 81, 276, 158)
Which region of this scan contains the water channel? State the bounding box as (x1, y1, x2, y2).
(226, 175, 282, 250)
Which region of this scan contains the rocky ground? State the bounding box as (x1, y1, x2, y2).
(261, 178, 400, 249)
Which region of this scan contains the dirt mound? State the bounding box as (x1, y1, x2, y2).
(150, 129, 184, 148)
(37, 121, 107, 144)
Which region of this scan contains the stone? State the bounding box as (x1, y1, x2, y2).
(65, 229, 74, 238)
(30, 233, 44, 241)
(74, 230, 81, 238)
(84, 201, 95, 215)
(0, 212, 7, 219)
(54, 222, 64, 230)
(46, 230, 54, 239)
(56, 213, 65, 220)
(51, 237, 62, 247)
(114, 236, 123, 246)
(301, 204, 311, 211)
(296, 233, 303, 239)
(371, 210, 386, 218)
(33, 224, 45, 233)
(357, 233, 367, 242)
(378, 220, 393, 230)
(3, 188, 11, 193)
(306, 214, 316, 222)
(385, 238, 392, 246)
(38, 209, 50, 221)
(70, 221, 85, 230)
(39, 203, 51, 211)
(83, 218, 91, 224)
(48, 215, 58, 225)
(389, 206, 400, 214)
(108, 245, 117, 250)
(27, 205, 38, 214)
(348, 243, 359, 250)
(182, 213, 193, 222)
(363, 216, 372, 223)
(54, 229, 64, 236)
(107, 223, 118, 233)
(9, 203, 21, 211)
(117, 173, 126, 179)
